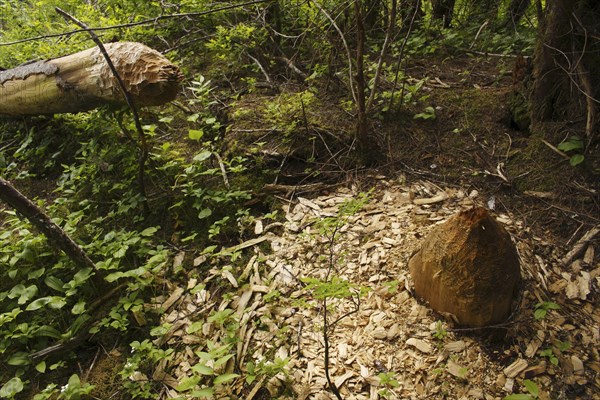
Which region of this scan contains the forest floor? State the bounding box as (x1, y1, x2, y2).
(20, 53, 596, 400)
(125, 55, 600, 399)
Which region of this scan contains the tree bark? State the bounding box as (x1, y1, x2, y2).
(0, 42, 182, 116)
(431, 0, 456, 28)
(531, 0, 600, 141)
(354, 0, 373, 165)
(0, 177, 106, 289)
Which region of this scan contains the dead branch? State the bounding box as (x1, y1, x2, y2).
(0, 177, 106, 288)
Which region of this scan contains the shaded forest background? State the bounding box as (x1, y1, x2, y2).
(0, 0, 598, 399)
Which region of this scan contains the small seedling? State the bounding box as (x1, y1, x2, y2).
(432, 320, 448, 341)
(377, 372, 400, 398)
(534, 301, 560, 320)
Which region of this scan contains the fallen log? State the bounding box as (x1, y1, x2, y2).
(0, 41, 183, 116)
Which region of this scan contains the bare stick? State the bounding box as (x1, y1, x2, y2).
(366, 0, 396, 112)
(311, 0, 357, 104)
(561, 225, 600, 266)
(56, 7, 150, 214)
(388, 0, 419, 110)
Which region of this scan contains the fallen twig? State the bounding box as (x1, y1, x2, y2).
(561, 225, 600, 266)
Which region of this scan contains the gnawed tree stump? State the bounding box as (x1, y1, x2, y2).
(408, 207, 521, 327)
(0, 42, 182, 116)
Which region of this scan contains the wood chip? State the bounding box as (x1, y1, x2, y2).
(503, 358, 528, 378)
(523, 362, 547, 379)
(406, 338, 433, 354)
(583, 245, 595, 265)
(161, 287, 185, 312)
(571, 355, 584, 375)
(447, 359, 468, 379)
(334, 371, 355, 389)
(444, 340, 466, 353)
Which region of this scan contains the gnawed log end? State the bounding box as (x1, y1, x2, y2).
(0, 42, 183, 116)
(408, 207, 521, 328)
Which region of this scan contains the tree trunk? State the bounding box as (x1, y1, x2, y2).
(431, 0, 456, 28)
(505, 0, 530, 27)
(0, 42, 182, 116)
(532, 0, 600, 141)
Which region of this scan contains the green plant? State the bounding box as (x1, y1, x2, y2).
(534, 301, 560, 320)
(414, 106, 436, 120)
(174, 341, 240, 398)
(557, 136, 585, 166)
(383, 280, 399, 295)
(245, 357, 290, 385)
(504, 379, 540, 400)
(432, 320, 448, 341)
(538, 340, 571, 366)
(377, 371, 400, 398)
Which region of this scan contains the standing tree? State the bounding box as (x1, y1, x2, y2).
(531, 0, 600, 144)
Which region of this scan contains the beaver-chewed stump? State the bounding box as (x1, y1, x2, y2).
(408, 207, 521, 327)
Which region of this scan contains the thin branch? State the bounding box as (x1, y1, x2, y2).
(388, 0, 419, 110)
(0, 0, 269, 47)
(55, 7, 150, 214)
(310, 0, 357, 104)
(0, 177, 105, 288)
(366, 0, 397, 112)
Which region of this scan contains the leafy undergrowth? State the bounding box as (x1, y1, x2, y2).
(0, 5, 599, 398)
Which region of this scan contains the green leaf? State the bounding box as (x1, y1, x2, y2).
(214, 353, 234, 367)
(205, 117, 216, 125)
(533, 309, 546, 320)
(48, 296, 66, 309)
(26, 297, 52, 311)
(197, 208, 212, 219)
(45, 276, 65, 292)
(8, 352, 30, 366)
(213, 373, 239, 385)
(175, 376, 201, 392)
(0, 377, 24, 397)
(18, 285, 38, 304)
(35, 325, 61, 339)
(557, 139, 583, 152)
(194, 150, 212, 162)
(36, 361, 47, 373)
(73, 268, 92, 284)
(189, 388, 213, 398)
(523, 380, 539, 397)
(187, 321, 204, 334)
(28, 267, 45, 280)
(570, 154, 584, 166)
(67, 374, 81, 387)
(140, 227, 158, 237)
(191, 364, 214, 375)
(72, 301, 86, 315)
(189, 129, 204, 140)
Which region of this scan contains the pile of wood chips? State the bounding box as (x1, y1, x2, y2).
(150, 177, 599, 399)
